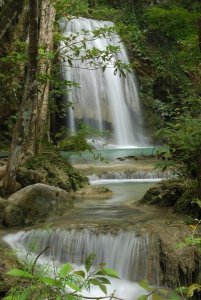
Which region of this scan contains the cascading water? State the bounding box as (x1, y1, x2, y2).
(88, 170, 173, 182)
(3, 229, 151, 299)
(61, 17, 148, 147)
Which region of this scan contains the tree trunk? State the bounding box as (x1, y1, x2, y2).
(3, 0, 39, 193)
(35, 0, 56, 154)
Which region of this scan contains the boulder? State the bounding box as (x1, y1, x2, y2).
(3, 183, 74, 226)
(0, 165, 6, 180)
(141, 180, 185, 207)
(0, 197, 6, 224)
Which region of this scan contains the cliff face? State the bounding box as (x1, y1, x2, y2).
(146, 224, 201, 290)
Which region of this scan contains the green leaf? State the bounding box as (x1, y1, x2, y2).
(85, 253, 96, 272)
(152, 293, 165, 300)
(89, 279, 107, 295)
(65, 281, 81, 292)
(169, 291, 181, 300)
(96, 277, 111, 285)
(98, 283, 107, 295)
(99, 268, 119, 278)
(59, 263, 73, 277)
(7, 269, 33, 278)
(138, 280, 154, 292)
(89, 278, 100, 286)
(73, 270, 86, 278)
(187, 283, 201, 297)
(40, 276, 58, 286)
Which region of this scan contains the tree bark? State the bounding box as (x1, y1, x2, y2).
(35, 0, 56, 154)
(3, 0, 39, 193)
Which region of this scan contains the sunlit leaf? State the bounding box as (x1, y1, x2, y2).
(74, 270, 86, 278)
(98, 268, 119, 278)
(85, 253, 96, 272)
(65, 281, 81, 292)
(187, 283, 201, 298)
(59, 263, 73, 277)
(138, 280, 153, 292)
(7, 269, 33, 278)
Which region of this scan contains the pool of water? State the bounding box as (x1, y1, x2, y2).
(61, 147, 158, 164)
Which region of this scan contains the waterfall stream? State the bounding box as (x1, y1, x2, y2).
(3, 229, 150, 299)
(61, 17, 148, 147)
(88, 170, 173, 185)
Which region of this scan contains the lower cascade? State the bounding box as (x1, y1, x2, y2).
(61, 17, 148, 147)
(3, 229, 148, 281)
(88, 170, 173, 182)
(3, 229, 150, 299)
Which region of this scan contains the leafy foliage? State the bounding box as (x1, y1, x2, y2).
(4, 253, 119, 300)
(156, 116, 201, 178)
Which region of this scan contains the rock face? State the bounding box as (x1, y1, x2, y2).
(146, 224, 201, 291)
(141, 179, 201, 218)
(2, 183, 74, 226)
(141, 180, 185, 207)
(16, 153, 88, 192)
(0, 197, 6, 224)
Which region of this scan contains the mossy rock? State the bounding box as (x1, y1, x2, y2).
(141, 180, 185, 207)
(3, 183, 74, 226)
(17, 152, 88, 192)
(176, 182, 201, 218)
(74, 185, 113, 199)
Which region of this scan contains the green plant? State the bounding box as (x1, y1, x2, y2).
(174, 219, 201, 298)
(4, 253, 120, 300)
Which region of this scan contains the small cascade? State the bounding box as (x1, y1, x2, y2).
(61, 17, 148, 147)
(3, 229, 148, 282)
(88, 170, 173, 181)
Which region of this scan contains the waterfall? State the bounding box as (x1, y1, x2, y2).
(3, 229, 148, 282)
(61, 17, 148, 147)
(88, 170, 173, 181)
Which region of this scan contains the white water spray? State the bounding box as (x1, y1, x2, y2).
(61, 17, 148, 147)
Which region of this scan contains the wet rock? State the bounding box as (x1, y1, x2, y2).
(16, 153, 88, 192)
(74, 185, 112, 199)
(2, 183, 74, 226)
(147, 224, 201, 289)
(3, 204, 24, 227)
(0, 197, 6, 224)
(141, 180, 185, 207)
(0, 165, 6, 180)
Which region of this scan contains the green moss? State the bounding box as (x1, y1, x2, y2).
(18, 152, 88, 191)
(176, 181, 201, 218)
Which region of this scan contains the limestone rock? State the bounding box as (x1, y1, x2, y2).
(141, 180, 185, 207)
(3, 183, 74, 226)
(0, 197, 6, 224)
(74, 185, 112, 199)
(0, 165, 6, 180)
(147, 224, 201, 288)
